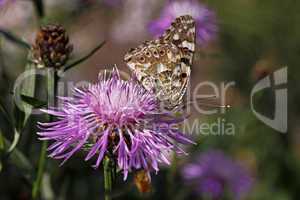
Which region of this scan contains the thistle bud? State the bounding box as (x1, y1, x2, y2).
(134, 170, 152, 193)
(32, 24, 73, 68)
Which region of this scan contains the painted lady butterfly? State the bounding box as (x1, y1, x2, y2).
(124, 15, 195, 110)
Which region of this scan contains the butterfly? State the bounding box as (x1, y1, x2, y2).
(124, 15, 195, 110)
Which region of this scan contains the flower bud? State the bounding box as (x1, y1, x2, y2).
(32, 24, 73, 68)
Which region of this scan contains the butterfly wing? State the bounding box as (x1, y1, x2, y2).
(161, 15, 195, 66)
(124, 15, 195, 110)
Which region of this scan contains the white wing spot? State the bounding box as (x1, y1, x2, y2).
(173, 34, 180, 40)
(157, 63, 168, 73)
(182, 41, 195, 51)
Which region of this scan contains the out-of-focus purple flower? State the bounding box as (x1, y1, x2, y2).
(149, 0, 218, 45)
(0, 0, 13, 9)
(38, 68, 194, 179)
(0, 0, 9, 6)
(111, 0, 160, 43)
(182, 150, 253, 199)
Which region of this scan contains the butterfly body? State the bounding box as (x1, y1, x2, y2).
(124, 15, 195, 110)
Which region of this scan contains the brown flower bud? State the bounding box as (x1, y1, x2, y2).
(134, 170, 152, 193)
(32, 24, 73, 68)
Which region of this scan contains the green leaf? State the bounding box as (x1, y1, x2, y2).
(0, 131, 3, 173)
(0, 102, 14, 156)
(10, 56, 37, 153)
(0, 99, 13, 126)
(21, 95, 47, 108)
(9, 146, 34, 183)
(13, 59, 37, 131)
(13, 102, 25, 132)
(0, 131, 4, 151)
(62, 41, 106, 72)
(3, 137, 33, 183)
(21, 61, 37, 123)
(0, 29, 31, 49)
(7, 129, 20, 153)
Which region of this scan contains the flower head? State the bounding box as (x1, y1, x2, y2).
(32, 24, 73, 68)
(182, 150, 253, 199)
(38, 68, 194, 179)
(149, 0, 218, 45)
(111, 0, 159, 43)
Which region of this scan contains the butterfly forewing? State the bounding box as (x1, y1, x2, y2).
(124, 15, 195, 110)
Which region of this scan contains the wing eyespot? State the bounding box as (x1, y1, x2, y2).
(181, 72, 188, 78)
(145, 51, 151, 57)
(159, 49, 165, 56)
(139, 56, 146, 63)
(153, 50, 158, 56)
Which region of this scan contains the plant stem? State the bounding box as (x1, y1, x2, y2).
(32, 68, 57, 199)
(103, 156, 114, 200)
(167, 151, 178, 198)
(32, 140, 47, 199)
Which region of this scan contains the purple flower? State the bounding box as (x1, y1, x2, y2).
(38, 68, 194, 179)
(111, 0, 159, 43)
(182, 150, 253, 199)
(149, 0, 218, 45)
(0, 0, 11, 6)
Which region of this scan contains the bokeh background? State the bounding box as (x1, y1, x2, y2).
(0, 0, 298, 199)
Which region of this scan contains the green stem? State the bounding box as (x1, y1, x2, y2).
(103, 156, 115, 200)
(32, 68, 57, 199)
(167, 154, 177, 198)
(32, 140, 47, 198)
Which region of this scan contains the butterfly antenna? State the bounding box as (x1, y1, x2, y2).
(182, 95, 231, 110)
(195, 95, 231, 109)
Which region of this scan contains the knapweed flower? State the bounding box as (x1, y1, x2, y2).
(38, 68, 194, 179)
(111, 0, 160, 43)
(182, 150, 253, 199)
(149, 0, 218, 45)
